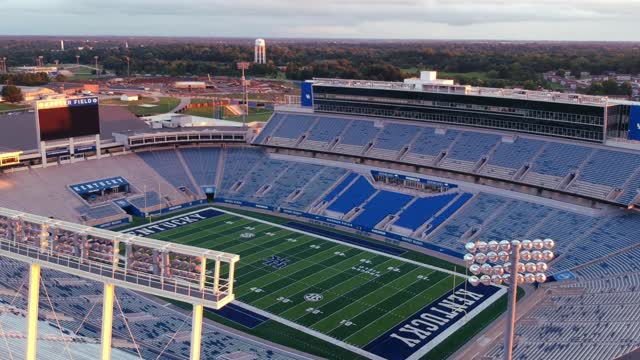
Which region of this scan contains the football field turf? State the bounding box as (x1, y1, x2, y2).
(135, 207, 491, 357)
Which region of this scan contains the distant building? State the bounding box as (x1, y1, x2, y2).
(403, 71, 455, 87)
(44, 83, 99, 96)
(9, 66, 58, 75)
(0, 85, 57, 102)
(255, 39, 266, 64)
(174, 81, 206, 89)
(120, 94, 139, 102)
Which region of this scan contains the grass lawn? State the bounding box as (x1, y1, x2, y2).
(225, 108, 273, 122)
(0, 103, 29, 111)
(101, 96, 181, 116)
(121, 206, 504, 359)
(183, 106, 273, 122)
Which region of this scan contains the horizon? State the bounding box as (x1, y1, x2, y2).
(1, 0, 638, 41)
(2, 34, 640, 44)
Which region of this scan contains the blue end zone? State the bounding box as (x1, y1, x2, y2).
(283, 221, 407, 256)
(363, 282, 501, 360)
(208, 303, 268, 329)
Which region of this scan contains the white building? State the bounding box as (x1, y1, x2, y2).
(403, 71, 455, 87)
(254, 39, 266, 64)
(120, 94, 139, 102)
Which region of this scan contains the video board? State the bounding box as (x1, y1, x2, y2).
(36, 97, 100, 142)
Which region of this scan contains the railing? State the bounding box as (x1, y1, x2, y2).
(312, 78, 611, 106)
(0, 237, 230, 304)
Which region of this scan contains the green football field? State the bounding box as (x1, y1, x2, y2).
(147, 208, 466, 350)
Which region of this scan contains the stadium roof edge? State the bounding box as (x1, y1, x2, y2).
(310, 77, 640, 107)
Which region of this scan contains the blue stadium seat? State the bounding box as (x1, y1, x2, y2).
(579, 150, 640, 187)
(307, 116, 351, 142)
(137, 150, 198, 194)
(373, 123, 421, 150)
(327, 176, 376, 214)
(532, 143, 592, 176)
(410, 128, 459, 156)
(339, 120, 380, 146)
(488, 138, 544, 169)
(323, 172, 358, 203)
(180, 147, 220, 186)
(447, 132, 500, 162)
(271, 114, 316, 139)
(352, 191, 413, 229)
(393, 193, 458, 231)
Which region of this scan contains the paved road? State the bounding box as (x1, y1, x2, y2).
(170, 97, 190, 113)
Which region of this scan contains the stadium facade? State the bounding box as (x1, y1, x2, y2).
(305, 73, 640, 144)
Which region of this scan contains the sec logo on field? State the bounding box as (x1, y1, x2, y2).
(304, 293, 323, 302)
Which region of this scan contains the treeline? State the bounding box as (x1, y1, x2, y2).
(0, 72, 49, 86)
(2, 40, 640, 90)
(586, 79, 633, 96)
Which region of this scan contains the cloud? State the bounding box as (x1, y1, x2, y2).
(0, 0, 639, 39)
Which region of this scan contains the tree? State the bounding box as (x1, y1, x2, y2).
(620, 81, 633, 96)
(1, 85, 24, 103)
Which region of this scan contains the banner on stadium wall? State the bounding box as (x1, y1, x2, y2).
(371, 170, 457, 189)
(95, 218, 130, 229)
(216, 198, 276, 212)
(46, 147, 70, 157)
(301, 82, 313, 107)
(629, 106, 640, 141)
(70, 177, 129, 196)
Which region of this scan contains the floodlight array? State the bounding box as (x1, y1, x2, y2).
(464, 239, 555, 287)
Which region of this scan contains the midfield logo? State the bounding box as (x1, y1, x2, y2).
(263, 255, 289, 269)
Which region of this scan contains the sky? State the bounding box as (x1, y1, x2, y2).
(0, 0, 638, 41)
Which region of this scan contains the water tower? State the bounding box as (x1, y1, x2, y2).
(254, 39, 266, 64)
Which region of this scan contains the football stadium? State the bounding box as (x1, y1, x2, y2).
(1, 71, 640, 360)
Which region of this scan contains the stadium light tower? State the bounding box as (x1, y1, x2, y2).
(94, 56, 99, 78)
(236, 61, 251, 124)
(76, 54, 80, 66)
(464, 238, 555, 360)
(0, 57, 6, 74)
(124, 56, 130, 78)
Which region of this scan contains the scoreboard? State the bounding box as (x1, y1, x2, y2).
(36, 96, 101, 142)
